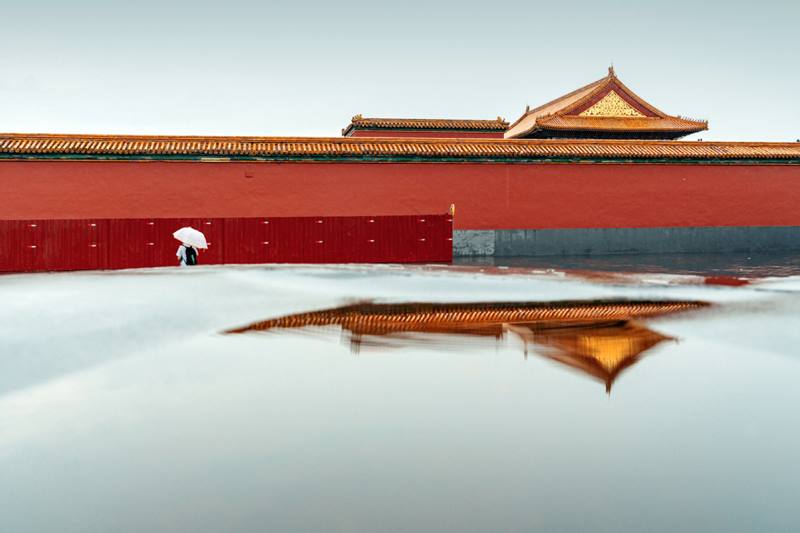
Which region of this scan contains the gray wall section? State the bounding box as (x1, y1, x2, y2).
(453, 230, 495, 256)
(454, 227, 800, 257)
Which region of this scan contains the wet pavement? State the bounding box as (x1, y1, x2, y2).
(1, 263, 799, 532)
(457, 251, 800, 278)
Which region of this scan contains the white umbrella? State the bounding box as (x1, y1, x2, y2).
(173, 226, 208, 249)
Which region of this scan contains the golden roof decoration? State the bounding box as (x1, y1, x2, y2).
(505, 68, 708, 140)
(579, 91, 646, 118)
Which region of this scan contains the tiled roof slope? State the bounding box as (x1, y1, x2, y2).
(536, 116, 706, 132)
(507, 76, 608, 134)
(0, 133, 798, 162)
(344, 115, 509, 135)
(505, 68, 707, 139)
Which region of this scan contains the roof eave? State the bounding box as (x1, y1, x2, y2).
(534, 115, 709, 133)
(536, 125, 708, 134)
(346, 117, 509, 132)
(3, 134, 799, 163)
(347, 126, 507, 133)
(505, 121, 541, 139)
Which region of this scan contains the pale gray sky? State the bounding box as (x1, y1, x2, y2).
(0, 0, 797, 141)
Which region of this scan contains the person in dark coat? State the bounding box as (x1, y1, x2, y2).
(176, 242, 198, 267)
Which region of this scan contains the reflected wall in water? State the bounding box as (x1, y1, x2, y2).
(228, 299, 705, 391)
(456, 252, 800, 278)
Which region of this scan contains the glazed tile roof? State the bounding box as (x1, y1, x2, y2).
(536, 115, 708, 132)
(505, 67, 707, 139)
(226, 300, 707, 335)
(227, 300, 695, 391)
(509, 76, 608, 131)
(343, 115, 509, 135)
(1, 133, 799, 162)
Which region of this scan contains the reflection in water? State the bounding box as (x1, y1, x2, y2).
(516, 321, 674, 392)
(457, 252, 800, 278)
(228, 299, 706, 391)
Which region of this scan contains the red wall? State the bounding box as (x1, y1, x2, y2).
(348, 130, 504, 139)
(0, 214, 453, 273)
(2, 160, 800, 230)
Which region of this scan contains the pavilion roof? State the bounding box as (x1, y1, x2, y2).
(1, 133, 799, 162)
(227, 300, 694, 390)
(343, 115, 509, 135)
(505, 67, 708, 139)
(532, 322, 673, 392)
(227, 300, 706, 335)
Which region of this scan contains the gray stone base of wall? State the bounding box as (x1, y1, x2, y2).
(453, 226, 800, 257)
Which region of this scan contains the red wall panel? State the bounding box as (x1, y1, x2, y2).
(0, 221, 32, 272)
(108, 219, 155, 270)
(1, 161, 799, 231)
(36, 219, 101, 272)
(0, 214, 452, 273)
(223, 218, 268, 265)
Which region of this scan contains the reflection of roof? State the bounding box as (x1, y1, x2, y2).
(505, 68, 707, 140)
(530, 322, 672, 392)
(226, 300, 708, 335)
(229, 300, 705, 391)
(2, 133, 800, 162)
(228, 300, 700, 391)
(343, 115, 509, 135)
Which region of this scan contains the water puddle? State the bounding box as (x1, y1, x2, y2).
(227, 299, 708, 391)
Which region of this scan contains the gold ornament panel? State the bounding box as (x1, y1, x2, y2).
(578, 91, 645, 118)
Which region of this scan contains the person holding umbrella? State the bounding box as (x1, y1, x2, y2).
(176, 242, 197, 266)
(173, 226, 208, 267)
